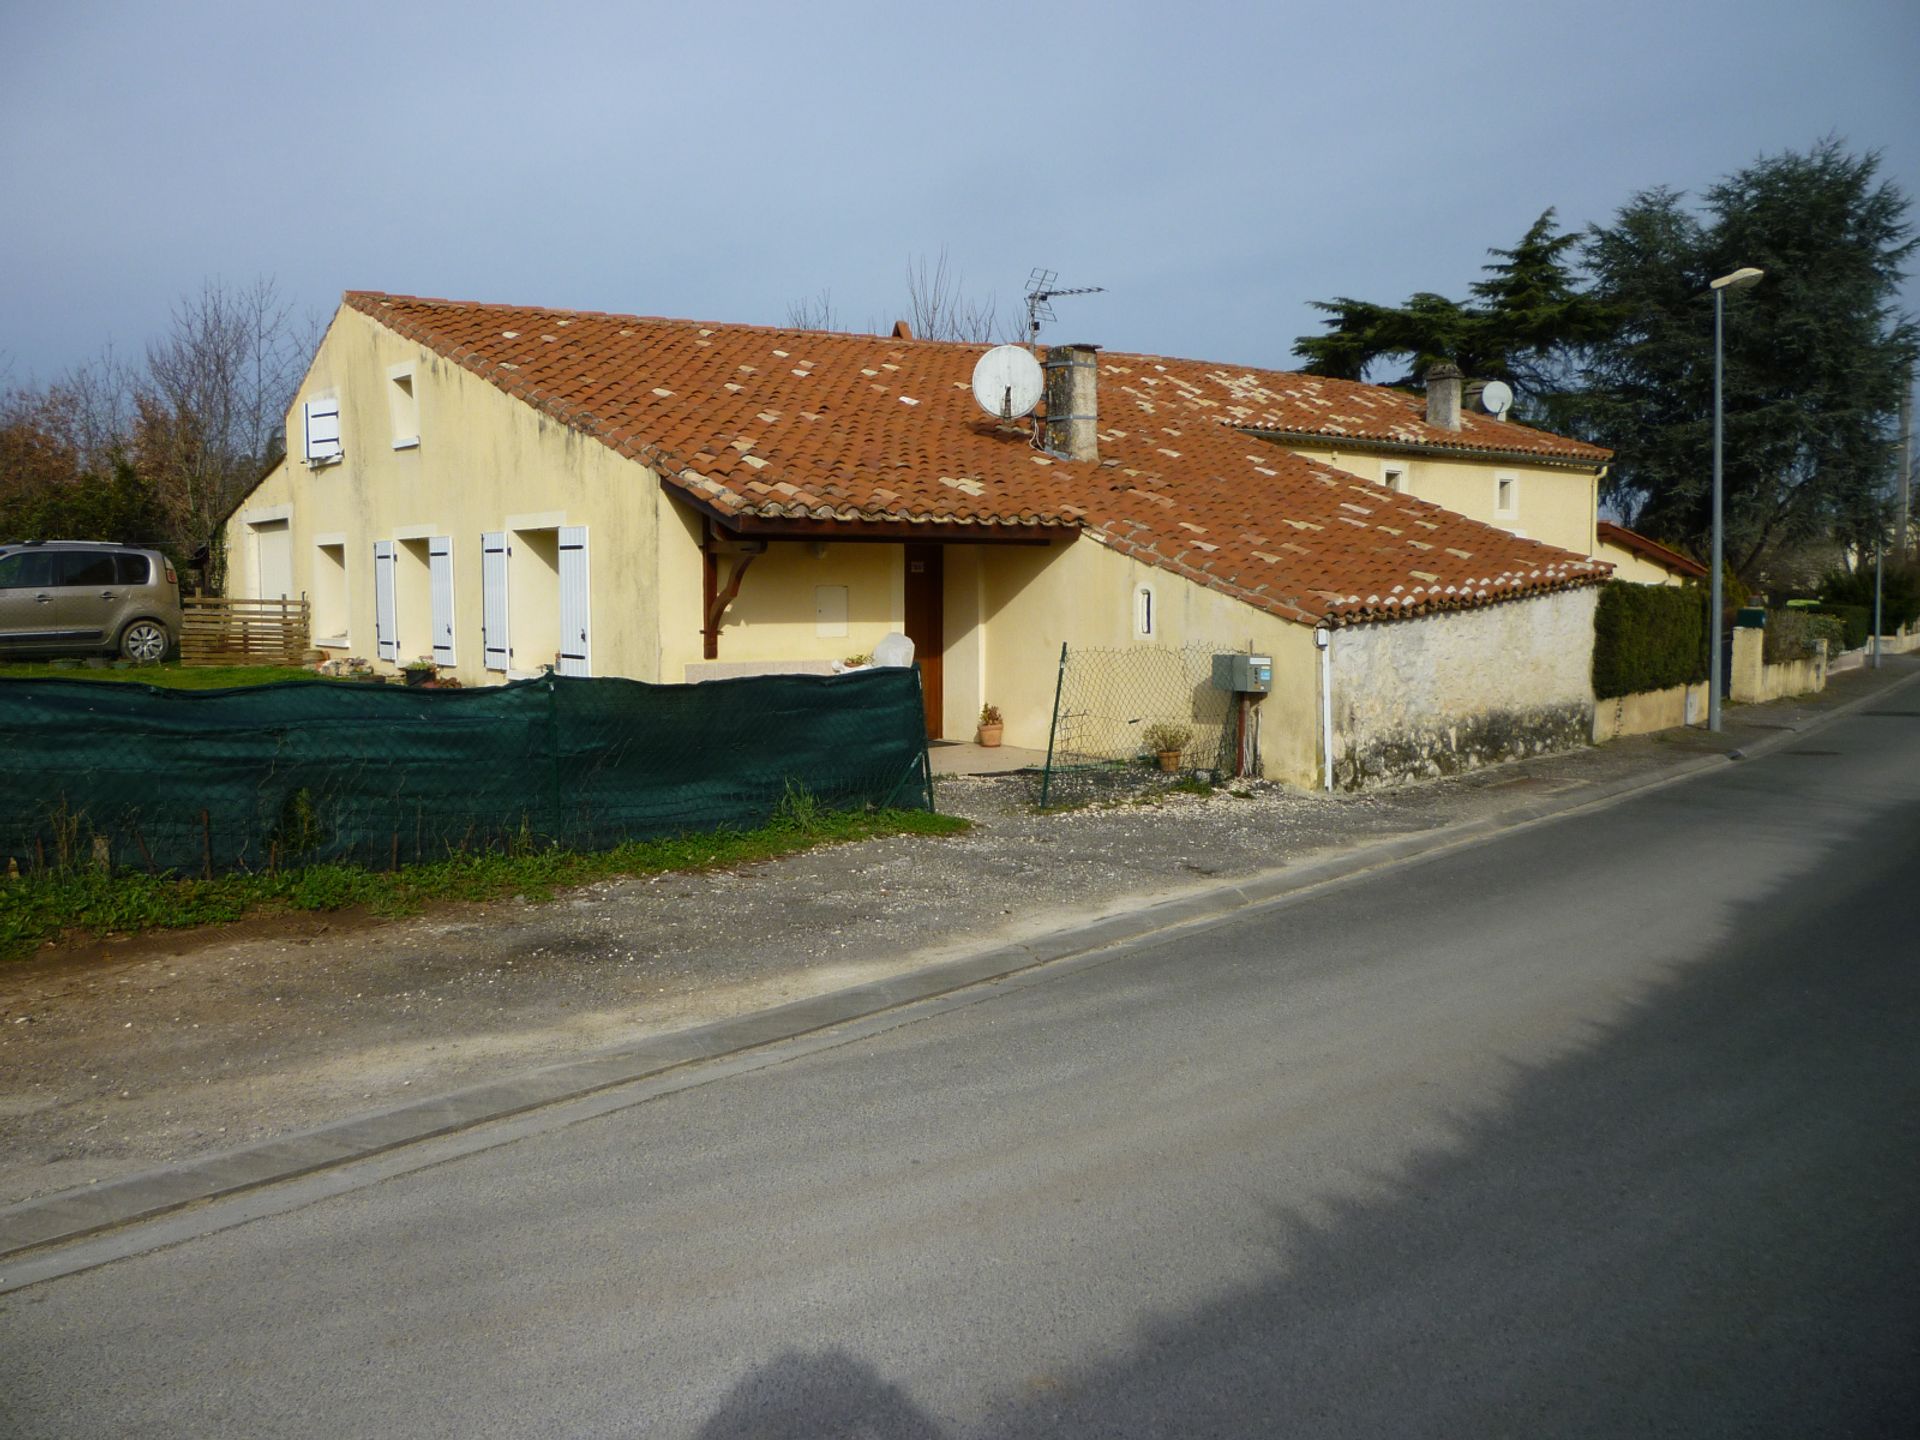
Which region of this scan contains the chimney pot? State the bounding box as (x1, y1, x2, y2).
(1044, 344, 1101, 462)
(1425, 362, 1463, 431)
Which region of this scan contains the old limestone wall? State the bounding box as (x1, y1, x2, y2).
(1331, 586, 1599, 789)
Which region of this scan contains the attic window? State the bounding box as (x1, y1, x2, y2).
(1495, 473, 1519, 518)
(1382, 464, 1407, 493)
(388, 365, 419, 450)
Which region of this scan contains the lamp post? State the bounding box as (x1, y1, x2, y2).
(1709, 266, 1764, 732)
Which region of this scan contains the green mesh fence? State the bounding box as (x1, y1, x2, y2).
(1033, 643, 1241, 808)
(0, 669, 933, 876)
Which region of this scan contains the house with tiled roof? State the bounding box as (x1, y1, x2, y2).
(225, 293, 1616, 788)
(1595, 520, 1708, 587)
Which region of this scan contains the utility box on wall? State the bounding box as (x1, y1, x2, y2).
(1211, 653, 1273, 693)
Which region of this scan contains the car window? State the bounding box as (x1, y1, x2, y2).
(0, 552, 55, 589)
(53, 551, 118, 587)
(114, 553, 152, 585)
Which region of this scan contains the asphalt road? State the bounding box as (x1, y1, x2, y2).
(4, 696, 1918, 1438)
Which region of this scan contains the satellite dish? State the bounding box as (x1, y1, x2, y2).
(1479, 380, 1515, 420)
(971, 344, 1044, 420)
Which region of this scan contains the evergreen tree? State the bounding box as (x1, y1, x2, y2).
(1576, 141, 1917, 577)
(1292, 210, 1609, 417)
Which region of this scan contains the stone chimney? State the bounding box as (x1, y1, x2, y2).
(1043, 344, 1100, 462)
(1425, 362, 1463, 431)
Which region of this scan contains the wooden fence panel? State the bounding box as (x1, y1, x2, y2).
(179, 596, 312, 667)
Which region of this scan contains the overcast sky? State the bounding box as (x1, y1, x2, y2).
(2, 0, 1916, 387)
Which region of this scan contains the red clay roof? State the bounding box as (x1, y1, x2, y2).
(345, 293, 1610, 626)
(1596, 521, 1708, 579)
(1103, 354, 1611, 465)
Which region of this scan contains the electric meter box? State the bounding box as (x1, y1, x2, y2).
(1212, 653, 1273, 694)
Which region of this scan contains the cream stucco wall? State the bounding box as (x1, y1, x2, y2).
(967, 536, 1321, 784)
(1285, 444, 1600, 560)
(226, 307, 664, 685)
(1329, 587, 1600, 788)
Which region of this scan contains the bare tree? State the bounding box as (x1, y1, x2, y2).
(786, 250, 1014, 342)
(905, 249, 1007, 343)
(141, 277, 316, 554)
(58, 343, 139, 474)
(786, 288, 843, 332)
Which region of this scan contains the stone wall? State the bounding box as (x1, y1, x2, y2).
(1330, 587, 1599, 789)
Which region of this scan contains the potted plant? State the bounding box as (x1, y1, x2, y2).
(977, 703, 1004, 747)
(402, 658, 437, 688)
(1143, 721, 1192, 773)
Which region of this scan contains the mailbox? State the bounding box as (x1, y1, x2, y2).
(1212, 652, 1273, 694)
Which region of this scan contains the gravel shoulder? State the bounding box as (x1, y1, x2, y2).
(3, 658, 1913, 1210)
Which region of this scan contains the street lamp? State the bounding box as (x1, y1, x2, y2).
(1709, 266, 1764, 732)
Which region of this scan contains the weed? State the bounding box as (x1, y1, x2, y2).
(0, 808, 968, 962)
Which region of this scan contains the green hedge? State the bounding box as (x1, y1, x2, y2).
(1592, 581, 1710, 700)
(1811, 604, 1871, 651)
(1821, 565, 1920, 632)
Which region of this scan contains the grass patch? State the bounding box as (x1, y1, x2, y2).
(0, 661, 328, 690)
(0, 806, 969, 962)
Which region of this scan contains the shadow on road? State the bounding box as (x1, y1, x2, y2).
(696, 797, 1920, 1438)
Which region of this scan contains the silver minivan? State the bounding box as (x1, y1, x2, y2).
(0, 541, 183, 662)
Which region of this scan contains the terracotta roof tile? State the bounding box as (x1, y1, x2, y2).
(345, 292, 1610, 626)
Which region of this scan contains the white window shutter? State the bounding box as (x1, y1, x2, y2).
(304, 397, 342, 463)
(373, 541, 398, 662)
(558, 525, 590, 678)
(481, 532, 510, 672)
(429, 536, 456, 667)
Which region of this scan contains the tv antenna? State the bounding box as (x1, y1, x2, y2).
(1025, 268, 1106, 340)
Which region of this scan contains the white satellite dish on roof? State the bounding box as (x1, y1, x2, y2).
(1479, 379, 1515, 420)
(971, 344, 1045, 420)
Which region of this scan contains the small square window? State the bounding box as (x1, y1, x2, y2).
(1382, 465, 1407, 494)
(1495, 474, 1518, 517)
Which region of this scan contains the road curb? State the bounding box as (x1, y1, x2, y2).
(5, 663, 1917, 1267)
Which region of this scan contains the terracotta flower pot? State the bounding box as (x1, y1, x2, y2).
(977, 723, 1004, 748)
(1157, 750, 1182, 772)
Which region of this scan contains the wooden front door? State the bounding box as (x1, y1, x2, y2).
(903, 544, 943, 739)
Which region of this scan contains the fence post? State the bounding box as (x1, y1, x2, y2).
(546, 673, 564, 844)
(1038, 642, 1068, 809)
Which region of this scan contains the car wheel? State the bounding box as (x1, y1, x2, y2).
(119, 620, 171, 663)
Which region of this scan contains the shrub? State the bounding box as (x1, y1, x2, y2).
(1811, 603, 1871, 650)
(1141, 721, 1192, 754)
(1764, 608, 1824, 664)
(1821, 564, 1920, 631)
(1591, 581, 1710, 700)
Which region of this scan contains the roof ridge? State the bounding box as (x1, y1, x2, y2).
(344, 292, 998, 352)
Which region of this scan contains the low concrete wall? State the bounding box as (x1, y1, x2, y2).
(1730, 627, 1827, 704)
(1877, 626, 1919, 656)
(1592, 681, 1707, 743)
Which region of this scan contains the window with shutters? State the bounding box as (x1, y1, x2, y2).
(303, 394, 343, 466)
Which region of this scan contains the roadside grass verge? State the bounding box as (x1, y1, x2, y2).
(0, 662, 326, 689)
(0, 806, 968, 962)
